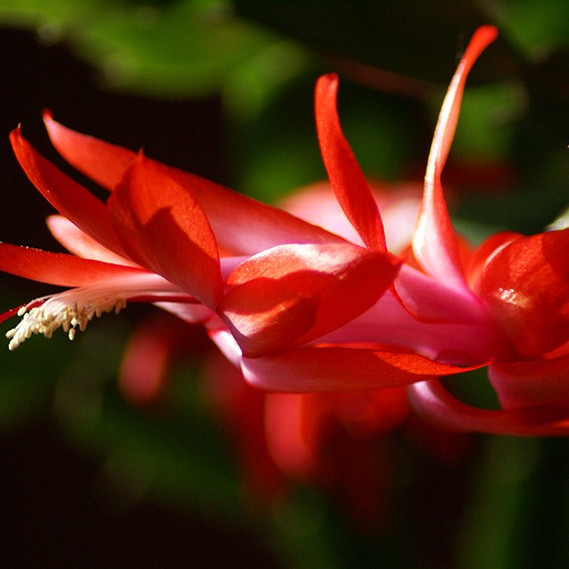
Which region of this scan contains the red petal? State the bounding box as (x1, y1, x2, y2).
(219, 242, 399, 357)
(412, 26, 498, 290)
(10, 128, 125, 257)
(43, 111, 135, 191)
(477, 229, 569, 357)
(0, 242, 144, 286)
(242, 345, 483, 392)
(118, 313, 194, 405)
(490, 353, 569, 409)
(408, 378, 569, 436)
(44, 114, 346, 255)
(46, 215, 137, 266)
(465, 231, 522, 290)
(108, 154, 223, 309)
(263, 393, 320, 478)
(315, 74, 386, 252)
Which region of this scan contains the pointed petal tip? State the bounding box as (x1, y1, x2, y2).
(42, 110, 61, 140)
(43, 110, 66, 141)
(9, 126, 31, 159)
(461, 26, 498, 69)
(315, 74, 340, 107)
(316, 72, 339, 87)
(474, 24, 498, 44)
(9, 124, 22, 141)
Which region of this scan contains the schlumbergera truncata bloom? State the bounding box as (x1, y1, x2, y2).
(3, 25, 569, 437)
(115, 181, 463, 530)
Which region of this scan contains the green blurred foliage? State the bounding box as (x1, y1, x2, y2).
(0, 0, 283, 97)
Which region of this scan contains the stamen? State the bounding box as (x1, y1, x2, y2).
(3, 272, 196, 350)
(6, 294, 126, 350)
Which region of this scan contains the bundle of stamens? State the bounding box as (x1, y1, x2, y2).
(6, 295, 127, 350)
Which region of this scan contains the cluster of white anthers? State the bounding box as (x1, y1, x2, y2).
(6, 294, 127, 351)
(4, 272, 186, 350)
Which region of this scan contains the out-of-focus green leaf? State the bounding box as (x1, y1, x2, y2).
(75, 1, 278, 96)
(487, 0, 569, 57)
(0, 0, 102, 27)
(0, 0, 297, 98)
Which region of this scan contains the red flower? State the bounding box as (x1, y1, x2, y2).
(111, 176, 470, 533)
(5, 25, 569, 436)
(0, 109, 469, 391)
(211, 27, 498, 395)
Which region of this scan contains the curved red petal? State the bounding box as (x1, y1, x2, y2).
(44, 114, 346, 255)
(0, 242, 144, 286)
(10, 128, 125, 257)
(408, 379, 569, 436)
(477, 229, 569, 357)
(412, 26, 498, 290)
(315, 74, 386, 252)
(219, 243, 400, 357)
(241, 345, 484, 392)
(108, 154, 223, 309)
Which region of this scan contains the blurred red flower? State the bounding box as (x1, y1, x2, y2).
(120, 308, 468, 529)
